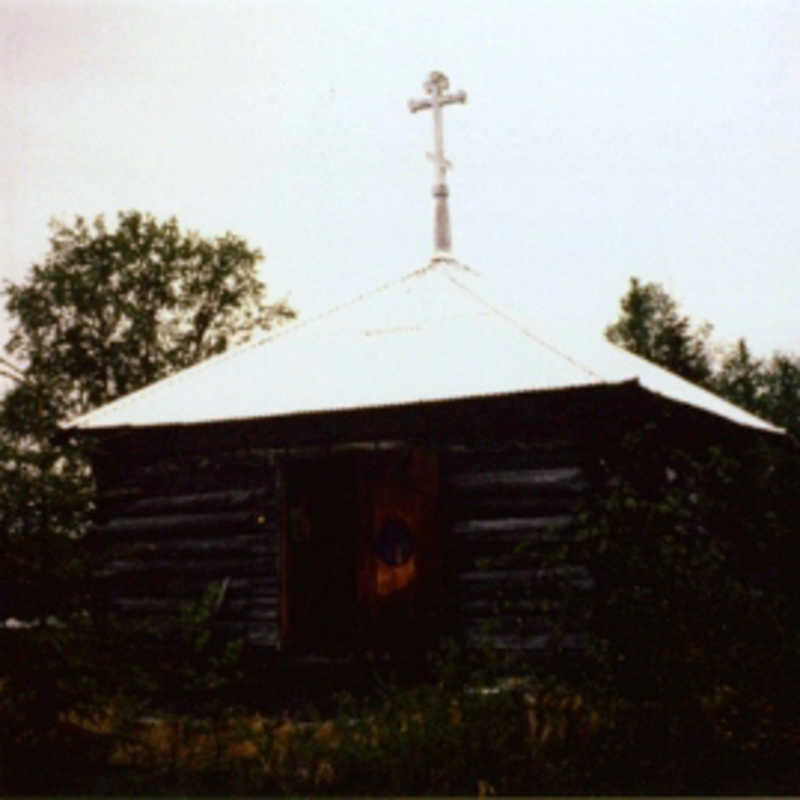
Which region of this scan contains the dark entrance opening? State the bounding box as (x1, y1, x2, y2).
(281, 448, 441, 658)
(283, 454, 361, 654)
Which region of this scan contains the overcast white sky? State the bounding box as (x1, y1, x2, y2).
(2, 0, 798, 368)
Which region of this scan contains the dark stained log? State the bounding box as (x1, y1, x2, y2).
(444, 445, 588, 472)
(101, 574, 278, 597)
(224, 596, 279, 613)
(93, 511, 263, 537)
(451, 515, 574, 543)
(449, 491, 581, 519)
(213, 619, 278, 638)
(108, 604, 277, 624)
(110, 597, 178, 614)
(105, 459, 274, 497)
(446, 467, 586, 492)
(457, 566, 594, 592)
(105, 487, 271, 517)
(105, 534, 277, 560)
(97, 556, 276, 579)
(454, 554, 553, 575)
(226, 607, 278, 622)
(121, 594, 278, 623)
(450, 529, 577, 568)
(246, 626, 279, 648)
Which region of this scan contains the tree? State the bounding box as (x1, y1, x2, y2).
(0, 213, 296, 786)
(712, 338, 765, 412)
(605, 277, 713, 386)
(606, 277, 800, 438)
(711, 343, 800, 437)
(3, 211, 295, 431)
(1, 209, 296, 609)
(758, 354, 800, 437)
(549, 426, 800, 792)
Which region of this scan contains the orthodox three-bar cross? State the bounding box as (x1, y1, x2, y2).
(408, 71, 467, 257)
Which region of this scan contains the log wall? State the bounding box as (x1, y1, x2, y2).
(92, 447, 281, 649)
(442, 438, 593, 651)
(90, 430, 596, 655)
(83, 384, 773, 661)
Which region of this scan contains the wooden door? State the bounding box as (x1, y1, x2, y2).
(357, 448, 441, 648)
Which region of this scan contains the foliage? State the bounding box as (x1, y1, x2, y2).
(574, 430, 795, 693)
(545, 427, 800, 791)
(3, 210, 294, 430)
(607, 276, 800, 437)
(30, 585, 800, 798)
(753, 352, 800, 436)
(713, 337, 766, 410)
(3, 424, 800, 794)
(0, 376, 98, 792)
(709, 339, 800, 436)
(0, 584, 250, 794)
(0, 432, 91, 622)
(37, 643, 605, 796)
(104, 582, 247, 714)
(605, 276, 713, 385)
(1, 209, 293, 604)
(0, 212, 293, 792)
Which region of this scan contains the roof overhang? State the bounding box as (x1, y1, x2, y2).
(65, 382, 783, 473)
(62, 261, 784, 440)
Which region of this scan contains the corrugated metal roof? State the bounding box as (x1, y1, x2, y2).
(64, 260, 782, 435)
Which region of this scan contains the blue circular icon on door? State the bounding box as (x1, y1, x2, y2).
(375, 517, 414, 566)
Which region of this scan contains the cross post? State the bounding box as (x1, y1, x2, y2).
(408, 71, 467, 257)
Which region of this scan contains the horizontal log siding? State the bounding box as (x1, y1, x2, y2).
(443, 440, 593, 652)
(93, 447, 280, 649)
(91, 432, 598, 657)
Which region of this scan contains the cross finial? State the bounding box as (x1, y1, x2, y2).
(409, 71, 467, 259)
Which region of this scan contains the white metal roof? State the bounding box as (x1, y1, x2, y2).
(65, 259, 782, 435)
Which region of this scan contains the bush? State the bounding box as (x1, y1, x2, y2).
(543, 426, 800, 792)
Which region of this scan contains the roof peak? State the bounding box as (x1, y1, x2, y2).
(414, 251, 475, 275)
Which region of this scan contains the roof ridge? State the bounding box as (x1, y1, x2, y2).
(443, 271, 606, 382)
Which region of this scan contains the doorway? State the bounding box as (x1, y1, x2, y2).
(281, 448, 440, 655)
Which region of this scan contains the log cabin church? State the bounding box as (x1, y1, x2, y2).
(64, 72, 782, 664)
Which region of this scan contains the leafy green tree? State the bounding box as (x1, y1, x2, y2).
(3, 211, 295, 431)
(711, 342, 800, 437)
(1, 209, 296, 613)
(1, 209, 295, 611)
(605, 277, 713, 386)
(712, 338, 765, 412)
(0, 213, 295, 790)
(598, 279, 800, 788)
(758, 353, 800, 437)
(607, 277, 800, 437)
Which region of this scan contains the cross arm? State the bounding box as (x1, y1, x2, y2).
(408, 90, 467, 114)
